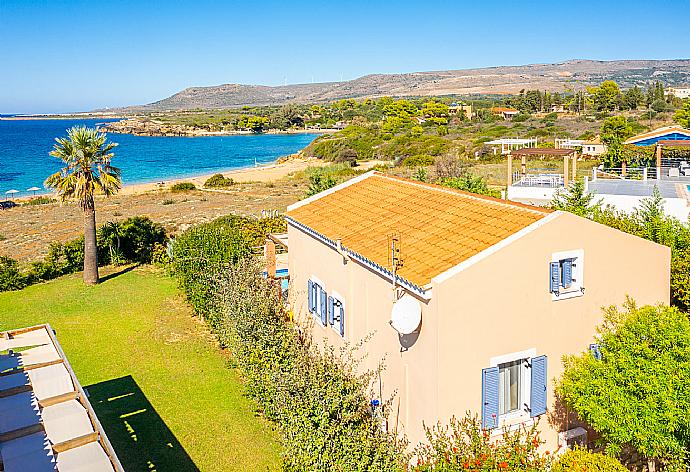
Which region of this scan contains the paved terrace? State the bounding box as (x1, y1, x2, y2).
(588, 179, 688, 198)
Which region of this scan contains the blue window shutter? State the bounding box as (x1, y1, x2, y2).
(481, 367, 500, 430)
(320, 288, 327, 326)
(589, 343, 602, 360)
(561, 259, 573, 288)
(530, 355, 548, 418)
(307, 280, 314, 313)
(328, 296, 334, 325)
(550, 262, 560, 295)
(339, 304, 345, 338)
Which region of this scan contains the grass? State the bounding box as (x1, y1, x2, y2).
(0, 266, 281, 472)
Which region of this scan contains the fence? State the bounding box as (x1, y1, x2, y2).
(593, 166, 690, 181)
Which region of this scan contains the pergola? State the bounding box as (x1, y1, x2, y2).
(507, 148, 579, 188)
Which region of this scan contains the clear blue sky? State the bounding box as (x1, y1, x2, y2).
(1, 0, 689, 114)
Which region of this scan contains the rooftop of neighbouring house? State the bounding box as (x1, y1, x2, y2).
(285, 172, 552, 288)
(624, 125, 690, 146)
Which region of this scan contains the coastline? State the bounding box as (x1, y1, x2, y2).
(118, 157, 323, 195)
(16, 157, 325, 200)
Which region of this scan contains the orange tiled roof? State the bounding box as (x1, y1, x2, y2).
(286, 172, 551, 288)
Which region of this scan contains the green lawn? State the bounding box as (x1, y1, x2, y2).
(0, 266, 281, 472)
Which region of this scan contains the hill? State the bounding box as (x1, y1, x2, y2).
(119, 59, 690, 111)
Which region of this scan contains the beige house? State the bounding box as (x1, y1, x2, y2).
(281, 172, 670, 450)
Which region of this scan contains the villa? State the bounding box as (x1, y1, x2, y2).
(274, 171, 670, 450)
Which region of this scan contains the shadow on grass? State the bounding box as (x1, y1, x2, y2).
(86, 376, 200, 472)
(99, 264, 141, 283)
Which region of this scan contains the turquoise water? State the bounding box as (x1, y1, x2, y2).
(0, 118, 319, 197)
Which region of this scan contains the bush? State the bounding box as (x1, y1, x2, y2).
(552, 449, 627, 472)
(0, 256, 26, 291)
(171, 182, 196, 192)
(117, 217, 167, 263)
(402, 154, 435, 167)
(334, 148, 358, 166)
(512, 113, 532, 122)
(439, 174, 501, 198)
(170, 218, 406, 470)
(204, 173, 234, 188)
(558, 301, 690, 465)
(22, 196, 57, 206)
(413, 415, 552, 470)
(170, 215, 281, 321)
(305, 169, 338, 197)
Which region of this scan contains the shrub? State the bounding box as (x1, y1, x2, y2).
(0, 256, 26, 291)
(169, 215, 405, 470)
(117, 216, 167, 263)
(305, 169, 338, 197)
(558, 301, 690, 466)
(541, 112, 559, 123)
(171, 182, 196, 192)
(552, 449, 627, 472)
(334, 148, 358, 166)
(512, 113, 531, 122)
(22, 196, 57, 206)
(162, 198, 175, 205)
(440, 174, 501, 198)
(204, 173, 234, 188)
(413, 415, 552, 471)
(402, 154, 435, 167)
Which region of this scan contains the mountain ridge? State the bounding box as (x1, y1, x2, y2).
(118, 59, 690, 111)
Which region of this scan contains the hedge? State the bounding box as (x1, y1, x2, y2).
(170, 215, 406, 470)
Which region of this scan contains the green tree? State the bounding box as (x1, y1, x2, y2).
(558, 301, 690, 468)
(589, 81, 621, 112)
(45, 126, 121, 285)
(600, 116, 633, 167)
(673, 100, 690, 128)
(551, 180, 602, 217)
(623, 86, 644, 110)
(440, 174, 500, 198)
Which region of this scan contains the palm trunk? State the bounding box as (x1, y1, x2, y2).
(83, 197, 99, 285)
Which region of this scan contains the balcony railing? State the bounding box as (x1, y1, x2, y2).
(511, 171, 564, 188)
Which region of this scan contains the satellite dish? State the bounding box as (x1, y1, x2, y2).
(390, 295, 422, 335)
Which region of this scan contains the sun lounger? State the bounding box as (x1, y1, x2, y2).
(57, 442, 114, 472)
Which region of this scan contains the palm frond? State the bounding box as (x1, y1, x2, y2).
(45, 126, 122, 208)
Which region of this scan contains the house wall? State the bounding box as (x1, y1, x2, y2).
(432, 211, 670, 451)
(287, 211, 670, 451)
(287, 224, 441, 444)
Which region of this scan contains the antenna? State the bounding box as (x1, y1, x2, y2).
(389, 234, 404, 301)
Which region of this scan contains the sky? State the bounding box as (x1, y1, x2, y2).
(1, 0, 689, 114)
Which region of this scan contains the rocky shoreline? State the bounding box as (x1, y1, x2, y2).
(101, 117, 334, 137)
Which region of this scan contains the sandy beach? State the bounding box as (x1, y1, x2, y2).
(118, 157, 325, 195)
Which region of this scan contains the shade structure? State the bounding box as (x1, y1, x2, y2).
(5, 190, 19, 194)
(27, 187, 41, 197)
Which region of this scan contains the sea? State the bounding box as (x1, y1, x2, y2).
(0, 118, 319, 197)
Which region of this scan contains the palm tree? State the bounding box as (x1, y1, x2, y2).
(46, 126, 121, 285)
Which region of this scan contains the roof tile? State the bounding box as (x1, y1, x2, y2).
(286, 172, 551, 287)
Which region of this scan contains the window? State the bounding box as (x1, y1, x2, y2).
(328, 295, 346, 338)
(550, 249, 584, 300)
(482, 349, 547, 430)
(498, 360, 522, 415)
(307, 278, 327, 326)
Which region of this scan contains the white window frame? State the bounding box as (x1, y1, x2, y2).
(490, 348, 536, 427)
(330, 290, 345, 339)
(310, 275, 327, 327)
(551, 249, 584, 301)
